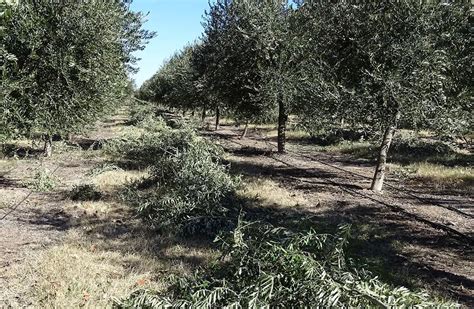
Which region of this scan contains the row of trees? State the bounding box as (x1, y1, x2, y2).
(1, 0, 153, 156)
(138, 0, 472, 192)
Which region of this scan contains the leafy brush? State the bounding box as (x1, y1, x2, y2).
(116, 125, 239, 235)
(69, 184, 102, 201)
(86, 163, 123, 177)
(116, 222, 456, 308)
(24, 167, 59, 192)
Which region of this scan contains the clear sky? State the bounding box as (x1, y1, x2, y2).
(130, 0, 211, 87)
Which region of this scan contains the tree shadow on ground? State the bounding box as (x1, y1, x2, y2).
(0, 143, 44, 159)
(210, 137, 473, 304)
(68, 138, 104, 151)
(236, 125, 474, 168)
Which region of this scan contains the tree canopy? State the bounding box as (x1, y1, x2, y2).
(1, 0, 153, 146)
(137, 0, 472, 191)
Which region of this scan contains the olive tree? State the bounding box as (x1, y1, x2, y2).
(293, 1, 472, 191)
(197, 0, 297, 152)
(1, 0, 153, 155)
(198, 0, 270, 131)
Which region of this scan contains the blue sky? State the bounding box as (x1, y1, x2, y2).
(130, 0, 211, 87)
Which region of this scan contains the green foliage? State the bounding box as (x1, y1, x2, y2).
(1, 0, 153, 140)
(116, 222, 454, 308)
(137, 45, 207, 113)
(128, 103, 157, 126)
(25, 167, 58, 192)
(107, 123, 239, 235)
(86, 163, 123, 177)
(69, 184, 102, 201)
(391, 133, 455, 159)
(293, 1, 472, 136)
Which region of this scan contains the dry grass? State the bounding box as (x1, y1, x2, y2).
(321, 141, 374, 155)
(0, 159, 17, 174)
(239, 177, 308, 209)
(2, 199, 217, 308)
(394, 162, 474, 189)
(93, 170, 148, 193)
(68, 200, 121, 216)
(4, 241, 165, 308)
(262, 128, 311, 141)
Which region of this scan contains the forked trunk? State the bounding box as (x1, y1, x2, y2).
(43, 135, 52, 157)
(371, 110, 401, 192)
(277, 99, 287, 153)
(215, 106, 220, 130)
(240, 121, 249, 139)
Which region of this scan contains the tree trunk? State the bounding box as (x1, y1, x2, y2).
(371, 110, 401, 192)
(43, 135, 52, 157)
(240, 121, 249, 139)
(215, 106, 220, 131)
(201, 107, 207, 122)
(277, 100, 288, 153)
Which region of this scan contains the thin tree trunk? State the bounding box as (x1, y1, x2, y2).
(240, 121, 249, 139)
(43, 135, 52, 157)
(201, 107, 207, 122)
(277, 99, 287, 153)
(371, 110, 401, 192)
(215, 106, 220, 131)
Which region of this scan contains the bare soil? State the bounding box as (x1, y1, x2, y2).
(0, 112, 129, 305)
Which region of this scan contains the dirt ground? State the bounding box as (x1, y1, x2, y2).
(0, 114, 128, 304)
(203, 123, 474, 305)
(1, 111, 472, 307)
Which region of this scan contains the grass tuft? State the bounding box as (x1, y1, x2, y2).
(24, 167, 59, 192)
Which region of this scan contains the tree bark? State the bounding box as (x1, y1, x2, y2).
(277, 100, 288, 153)
(43, 135, 52, 157)
(240, 121, 249, 139)
(371, 110, 401, 192)
(215, 106, 220, 131)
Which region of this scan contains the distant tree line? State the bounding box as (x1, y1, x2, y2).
(1, 0, 153, 156)
(137, 0, 472, 192)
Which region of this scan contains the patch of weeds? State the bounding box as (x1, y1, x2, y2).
(391, 133, 454, 159)
(128, 103, 157, 126)
(87, 163, 123, 177)
(117, 222, 455, 308)
(239, 177, 307, 209)
(325, 141, 376, 158)
(25, 167, 58, 192)
(69, 184, 102, 201)
(395, 162, 473, 189)
(54, 140, 81, 154)
(120, 126, 239, 236)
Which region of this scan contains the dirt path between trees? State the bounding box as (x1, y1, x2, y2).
(0, 112, 129, 303)
(204, 123, 474, 305)
(1, 111, 472, 306)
